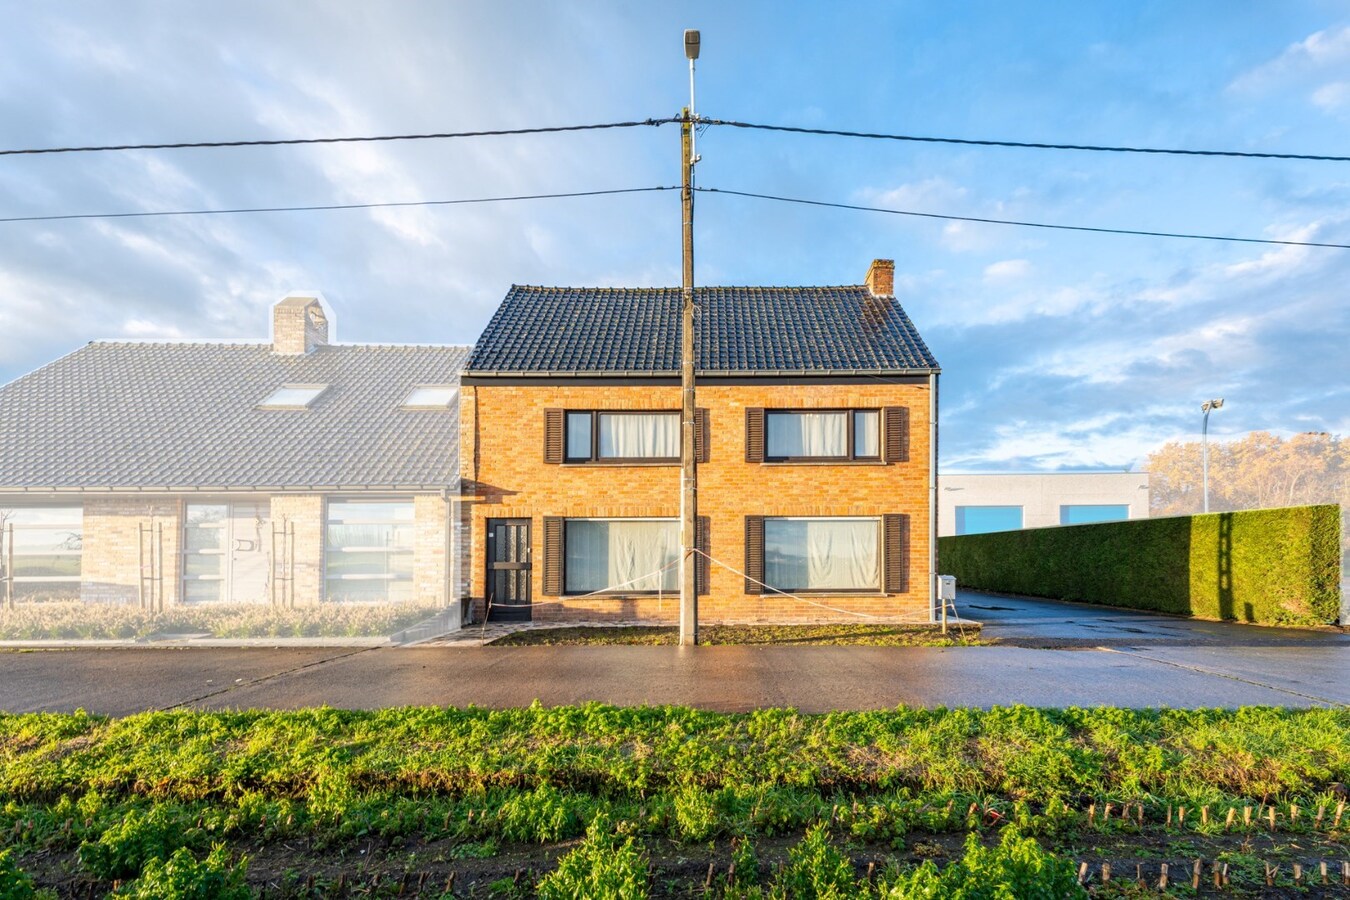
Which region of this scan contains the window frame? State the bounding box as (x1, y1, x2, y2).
(760, 515, 884, 594)
(0, 506, 83, 599)
(562, 409, 682, 464)
(323, 498, 415, 604)
(561, 516, 679, 596)
(762, 408, 882, 463)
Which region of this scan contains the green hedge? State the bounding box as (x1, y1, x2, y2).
(939, 504, 1342, 626)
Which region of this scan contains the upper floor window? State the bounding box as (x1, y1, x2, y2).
(764, 409, 880, 461)
(559, 410, 680, 462)
(547, 408, 708, 466)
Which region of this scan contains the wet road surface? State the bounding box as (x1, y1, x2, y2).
(2, 593, 1339, 712)
(1, 593, 1343, 714)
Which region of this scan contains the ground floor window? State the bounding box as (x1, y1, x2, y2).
(763, 517, 880, 591)
(564, 518, 678, 593)
(955, 505, 1023, 535)
(0, 506, 82, 601)
(1059, 504, 1129, 525)
(325, 500, 414, 602)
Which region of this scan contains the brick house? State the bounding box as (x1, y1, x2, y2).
(0, 294, 470, 621)
(459, 259, 941, 624)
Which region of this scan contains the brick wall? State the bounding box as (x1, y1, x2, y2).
(81, 497, 182, 605)
(461, 381, 934, 624)
(412, 494, 450, 605)
(268, 494, 324, 606)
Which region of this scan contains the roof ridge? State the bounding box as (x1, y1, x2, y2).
(511, 284, 868, 292)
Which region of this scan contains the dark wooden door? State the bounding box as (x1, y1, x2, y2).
(486, 518, 532, 621)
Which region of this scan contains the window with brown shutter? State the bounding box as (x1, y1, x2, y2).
(883, 513, 910, 593)
(745, 408, 765, 462)
(883, 407, 910, 463)
(743, 515, 764, 594)
(694, 408, 710, 463)
(542, 517, 564, 595)
(696, 515, 710, 595)
(543, 409, 564, 464)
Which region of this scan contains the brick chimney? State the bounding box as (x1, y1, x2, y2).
(272, 294, 330, 355)
(864, 259, 895, 297)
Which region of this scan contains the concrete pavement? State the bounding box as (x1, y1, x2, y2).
(1, 590, 1345, 713)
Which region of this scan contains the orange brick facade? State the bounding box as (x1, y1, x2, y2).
(460, 379, 935, 624)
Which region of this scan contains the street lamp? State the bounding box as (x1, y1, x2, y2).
(1201, 398, 1224, 513)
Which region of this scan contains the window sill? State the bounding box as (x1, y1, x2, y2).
(755, 591, 892, 597)
(561, 461, 680, 467)
(759, 459, 889, 466)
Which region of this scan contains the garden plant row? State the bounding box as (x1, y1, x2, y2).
(1, 704, 1346, 897)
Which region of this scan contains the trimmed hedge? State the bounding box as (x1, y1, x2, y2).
(939, 504, 1342, 626)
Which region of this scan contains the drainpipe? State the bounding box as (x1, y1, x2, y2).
(929, 372, 939, 624)
(441, 484, 460, 628)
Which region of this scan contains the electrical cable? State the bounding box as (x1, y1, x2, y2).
(701, 118, 1350, 163)
(0, 118, 679, 156)
(695, 186, 1350, 249)
(0, 186, 678, 224)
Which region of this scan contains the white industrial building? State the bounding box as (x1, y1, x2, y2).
(938, 472, 1150, 536)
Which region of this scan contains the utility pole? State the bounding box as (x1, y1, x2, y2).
(679, 30, 700, 646)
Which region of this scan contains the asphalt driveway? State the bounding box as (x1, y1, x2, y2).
(0, 593, 1343, 714)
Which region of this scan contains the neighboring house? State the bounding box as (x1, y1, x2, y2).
(938, 472, 1150, 536)
(459, 259, 941, 624)
(0, 294, 471, 614)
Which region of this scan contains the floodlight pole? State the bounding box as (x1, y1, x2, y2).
(1201, 398, 1224, 514)
(679, 31, 700, 647)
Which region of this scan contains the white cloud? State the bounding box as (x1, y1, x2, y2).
(1311, 81, 1350, 112)
(1229, 25, 1350, 93)
(982, 259, 1031, 282)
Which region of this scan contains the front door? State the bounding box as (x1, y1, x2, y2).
(182, 501, 271, 604)
(486, 518, 531, 621)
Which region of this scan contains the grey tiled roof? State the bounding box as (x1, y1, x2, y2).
(0, 342, 471, 491)
(465, 285, 940, 376)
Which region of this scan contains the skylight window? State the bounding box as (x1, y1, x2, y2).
(259, 384, 327, 408)
(402, 385, 458, 409)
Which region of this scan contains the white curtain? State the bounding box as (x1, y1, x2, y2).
(767, 412, 848, 457)
(599, 413, 679, 458)
(764, 519, 879, 590)
(565, 520, 679, 593)
(854, 411, 880, 457)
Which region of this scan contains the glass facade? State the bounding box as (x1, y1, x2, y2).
(325, 500, 414, 603)
(0, 506, 82, 601)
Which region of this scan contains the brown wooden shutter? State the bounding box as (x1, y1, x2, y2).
(696, 515, 710, 595)
(883, 407, 910, 463)
(745, 408, 765, 462)
(883, 513, 909, 594)
(543, 409, 565, 464)
(542, 517, 564, 595)
(694, 408, 710, 463)
(744, 515, 765, 594)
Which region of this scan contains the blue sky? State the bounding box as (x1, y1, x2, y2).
(0, 1, 1346, 471)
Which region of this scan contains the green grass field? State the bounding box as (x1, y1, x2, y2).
(1, 705, 1346, 897)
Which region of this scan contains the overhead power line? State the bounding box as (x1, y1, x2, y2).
(695, 187, 1350, 250)
(701, 118, 1350, 163)
(0, 118, 679, 156)
(0, 186, 676, 224)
